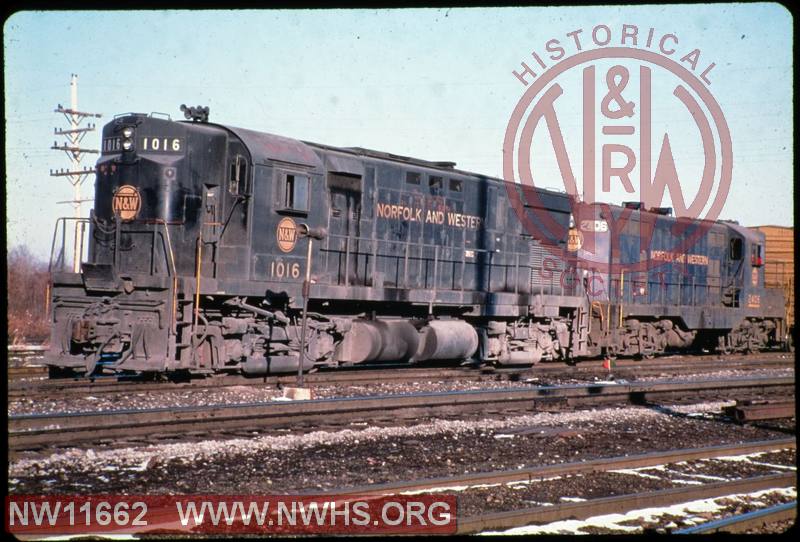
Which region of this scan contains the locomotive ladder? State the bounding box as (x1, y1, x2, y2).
(573, 303, 591, 356)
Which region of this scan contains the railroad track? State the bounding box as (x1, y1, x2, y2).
(675, 500, 797, 534)
(8, 365, 486, 398)
(320, 438, 796, 534)
(320, 438, 797, 497)
(459, 472, 796, 534)
(8, 354, 793, 401)
(7, 344, 48, 379)
(8, 375, 794, 452)
(7, 365, 48, 379)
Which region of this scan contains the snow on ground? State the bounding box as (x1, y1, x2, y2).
(481, 487, 798, 535)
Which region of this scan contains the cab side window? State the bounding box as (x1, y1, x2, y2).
(729, 237, 743, 260)
(751, 244, 763, 266)
(229, 155, 247, 195)
(283, 172, 310, 212)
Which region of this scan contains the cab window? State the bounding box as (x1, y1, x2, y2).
(283, 173, 310, 212)
(729, 238, 743, 260)
(229, 155, 247, 195)
(751, 244, 763, 267)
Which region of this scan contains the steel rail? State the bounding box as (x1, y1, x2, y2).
(7, 366, 48, 379)
(8, 376, 794, 450)
(456, 472, 797, 534)
(675, 500, 797, 534)
(7, 349, 791, 383)
(7, 350, 790, 382)
(724, 401, 797, 423)
(7, 366, 486, 398)
(323, 438, 796, 497)
(8, 356, 793, 399)
(7, 345, 48, 353)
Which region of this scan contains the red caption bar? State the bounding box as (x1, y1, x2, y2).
(6, 494, 457, 535)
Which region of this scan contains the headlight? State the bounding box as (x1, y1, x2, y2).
(122, 138, 133, 151)
(122, 127, 134, 138)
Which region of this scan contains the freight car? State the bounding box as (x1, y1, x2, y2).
(751, 225, 794, 349)
(44, 107, 790, 377)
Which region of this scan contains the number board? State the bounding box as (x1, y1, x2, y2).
(140, 137, 183, 153)
(102, 137, 123, 153)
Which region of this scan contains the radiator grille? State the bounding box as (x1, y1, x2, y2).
(529, 240, 564, 286)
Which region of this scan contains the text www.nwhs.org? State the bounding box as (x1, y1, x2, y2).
(6, 495, 457, 534)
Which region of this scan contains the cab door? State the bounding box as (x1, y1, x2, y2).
(221, 143, 250, 248)
(723, 235, 744, 307)
(327, 173, 363, 285)
(201, 184, 220, 278)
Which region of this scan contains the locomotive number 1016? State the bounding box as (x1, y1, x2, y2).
(141, 137, 182, 153)
(270, 261, 301, 279)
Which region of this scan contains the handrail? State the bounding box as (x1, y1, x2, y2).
(48, 217, 91, 273)
(152, 219, 179, 363)
(318, 232, 587, 298)
(321, 231, 532, 293)
(322, 231, 510, 256)
(50, 215, 177, 280)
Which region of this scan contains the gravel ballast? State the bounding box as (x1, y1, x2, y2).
(8, 400, 795, 496)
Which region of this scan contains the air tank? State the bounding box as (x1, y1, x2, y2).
(335, 320, 420, 363)
(414, 320, 479, 362)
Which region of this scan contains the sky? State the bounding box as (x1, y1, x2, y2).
(4, 5, 794, 261)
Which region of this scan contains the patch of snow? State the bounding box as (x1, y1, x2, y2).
(481, 487, 797, 535)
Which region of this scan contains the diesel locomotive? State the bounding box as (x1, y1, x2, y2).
(44, 106, 791, 377)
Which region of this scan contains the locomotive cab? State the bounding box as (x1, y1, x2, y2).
(718, 224, 786, 352)
(46, 112, 254, 375)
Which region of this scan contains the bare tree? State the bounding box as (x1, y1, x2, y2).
(7, 246, 50, 345)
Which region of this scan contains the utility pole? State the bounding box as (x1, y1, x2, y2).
(50, 73, 101, 273)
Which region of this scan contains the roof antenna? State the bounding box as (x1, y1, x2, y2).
(180, 104, 209, 123)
